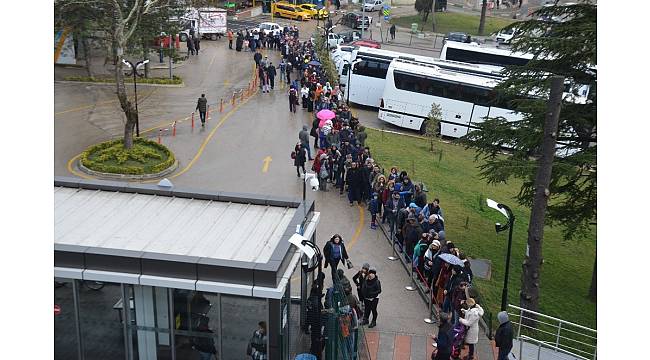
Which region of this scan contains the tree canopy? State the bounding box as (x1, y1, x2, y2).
(461, 1, 596, 240)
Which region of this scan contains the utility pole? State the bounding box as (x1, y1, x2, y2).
(362, 0, 366, 39)
(520, 76, 564, 326)
(432, 0, 437, 33)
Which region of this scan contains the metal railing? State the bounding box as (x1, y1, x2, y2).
(516, 335, 593, 360)
(508, 304, 597, 360)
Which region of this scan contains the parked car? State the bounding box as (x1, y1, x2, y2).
(351, 39, 381, 49)
(337, 30, 361, 43)
(495, 27, 517, 44)
(271, 2, 311, 21)
(297, 3, 329, 19)
(326, 33, 344, 48)
(363, 0, 383, 12)
(253, 22, 282, 36)
(342, 12, 372, 29)
(443, 32, 471, 45)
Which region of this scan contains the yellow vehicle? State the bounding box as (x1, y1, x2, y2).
(271, 2, 312, 21)
(296, 3, 329, 19)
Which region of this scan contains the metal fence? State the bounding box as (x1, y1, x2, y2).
(507, 304, 597, 360)
(325, 277, 371, 360)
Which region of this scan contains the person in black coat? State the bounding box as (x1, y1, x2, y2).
(322, 234, 349, 283)
(346, 162, 364, 206)
(253, 50, 262, 67)
(192, 317, 217, 359)
(196, 94, 208, 127)
(360, 268, 381, 328)
(293, 143, 307, 177)
(495, 311, 514, 360)
(266, 62, 277, 90)
(352, 262, 370, 301)
(432, 313, 453, 360)
(186, 36, 195, 55)
(194, 36, 200, 55)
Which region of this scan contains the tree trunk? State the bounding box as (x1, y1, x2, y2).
(588, 251, 596, 301)
(478, 0, 488, 36)
(81, 34, 93, 77)
(432, 0, 437, 33)
(142, 38, 150, 78)
(115, 43, 138, 149)
(519, 76, 564, 326)
(422, 10, 429, 23)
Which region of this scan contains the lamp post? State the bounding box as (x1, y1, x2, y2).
(486, 198, 515, 311)
(122, 59, 149, 137)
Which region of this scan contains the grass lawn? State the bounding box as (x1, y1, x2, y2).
(366, 129, 596, 330)
(391, 12, 518, 36)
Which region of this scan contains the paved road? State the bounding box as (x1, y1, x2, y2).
(54, 11, 495, 359)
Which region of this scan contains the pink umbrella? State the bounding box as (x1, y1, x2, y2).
(316, 109, 335, 123)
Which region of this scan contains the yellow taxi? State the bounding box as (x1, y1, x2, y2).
(296, 3, 329, 19)
(271, 2, 312, 21)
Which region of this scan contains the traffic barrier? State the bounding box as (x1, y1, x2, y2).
(172, 121, 176, 137)
(191, 112, 195, 129)
(232, 92, 236, 106)
(158, 129, 162, 144)
(220, 98, 224, 112)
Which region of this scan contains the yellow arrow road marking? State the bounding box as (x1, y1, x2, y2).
(262, 156, 272, 173)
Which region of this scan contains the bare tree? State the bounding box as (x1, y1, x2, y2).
(424, 103, 442, 151)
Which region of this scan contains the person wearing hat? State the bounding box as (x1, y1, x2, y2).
(432, 312, 453, 360)
(424, 240, 442, 292)
(323, 234, 350, 283)
(494, 311, 514, 360)
(352, 263, 370, 301)
(401, 212, 423, 260)
(459, 298, 484, 360)
(360, 267, 382, 328)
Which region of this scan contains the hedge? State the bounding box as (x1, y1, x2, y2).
(64, 75, 183, 85)
(80, 137, 176, 175)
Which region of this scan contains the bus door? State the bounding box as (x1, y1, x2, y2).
(467, 104, 490, 134)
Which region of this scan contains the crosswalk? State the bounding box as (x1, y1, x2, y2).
(364, 331, 485, 360)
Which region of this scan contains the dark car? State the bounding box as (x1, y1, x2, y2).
(337, 30, 361, 43)
(443, 32, 471, 45)
(342, 12, 371, 29)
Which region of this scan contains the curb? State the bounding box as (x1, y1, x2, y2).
(78, 159, 180, 180)
(54, 80, 185, 88)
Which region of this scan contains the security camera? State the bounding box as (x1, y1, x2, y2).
(288, 233, 316, 260)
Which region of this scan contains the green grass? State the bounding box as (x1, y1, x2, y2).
(81, 138, 175, 175)
(366, 129, 596, 330)
(391, 12, 518, 36)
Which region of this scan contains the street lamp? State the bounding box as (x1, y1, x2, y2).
(122, 59, 149, 137)
(486, 198, 515, 311)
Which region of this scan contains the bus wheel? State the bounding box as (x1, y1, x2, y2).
(210, 34, 218, 41)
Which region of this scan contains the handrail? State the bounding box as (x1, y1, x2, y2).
(519, 335, 591, 360)
(508, 304, 597, 334)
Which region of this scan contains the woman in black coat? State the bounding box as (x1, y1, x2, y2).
(361, 268, 382, 328)
(322, 234, 349, 283)
(293, 143, 307, 177)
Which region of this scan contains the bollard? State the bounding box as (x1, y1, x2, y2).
(231, 93, 236, 106)
(387, 224, 398, 261)
(424, 276, 436, 324)
(220, 98, 224, 112)
(191, 112, 195, 129)
(157, 129, 162, 144)
(175, 34, 180, 49)
(206, 105, 210, 123)
(240, 91, 244, 102)
(172, 121, 176, 137)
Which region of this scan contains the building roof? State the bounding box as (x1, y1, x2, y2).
(55, 186, 295, 264)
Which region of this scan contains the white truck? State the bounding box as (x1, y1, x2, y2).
(179, 8, 227, 41)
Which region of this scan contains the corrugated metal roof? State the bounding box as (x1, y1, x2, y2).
(54, 186, 296, 263)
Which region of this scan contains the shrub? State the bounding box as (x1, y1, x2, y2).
(80, 138, 175, 175)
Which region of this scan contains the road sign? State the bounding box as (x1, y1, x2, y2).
(383, 5, 391, 17)
(54, 304, 61, 316)
(384, 15, 389, 21)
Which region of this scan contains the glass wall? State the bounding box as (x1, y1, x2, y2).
(55, 278, 80, 359)
(221, 294, 268, 360)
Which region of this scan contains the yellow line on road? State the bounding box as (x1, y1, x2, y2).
(262, 156, 272, 173)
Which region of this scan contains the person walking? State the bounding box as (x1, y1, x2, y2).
(458, 298, 484, 360)
(247, 321, 267, 360)
(253, 50, 262, 67)
(192, 317, 217, 360)
(187, 35, 195, 56)
(323, 234, 350, 283)
(360, 267, 381, 328)
(289, 86, 298, 113)
(293, 142, 307, 177)
(432, 313, 453, 360)
(390, 24, 396, 41)
(196, 94, 208, 127)
(228, 29, 234, 49)
(299, 125, 313, 160)
(352, 263, 369, 301)
(194, 35, 201, 55)
(279, 59, 286, 83)
(266, 62, 276, 90)
(494, 311, 514, 360)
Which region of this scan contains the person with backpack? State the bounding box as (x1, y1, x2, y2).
(323, 234, 350, 283)
(192, 317, 217, 360)
(288, 86, 298, 113)
(293, 142, 307, 177)
(247, 321, 267, 360)
(360, 267, 381, 328)
(196, 94, 208, 127)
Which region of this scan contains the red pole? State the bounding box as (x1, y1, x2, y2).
(158, 129, 162, 144)
(240, 91, 244, 102)
(172, 121, 176, 137)
(220, 98, 224, 112)
(175, 34, 180, 49)
(206, 105, 210, 123)
(191, 112, 195, 129)
(232, 93, 235, 106)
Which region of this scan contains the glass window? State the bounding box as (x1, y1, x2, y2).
(393, 70, 499, 105)
(55, 278, 80, 359)
(354, 59, 389, 79)
(446, 48, 529, 67)
(172, 290, 220, 359)
(221, 295, 268, 360)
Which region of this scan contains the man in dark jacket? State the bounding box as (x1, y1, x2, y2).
(196, 94, 208, 127)
(352, 262, 369, 301)
(402, 214, 423, 259)
(194, 35, 200, 55)
(385, 191, 406, 238)
(495, 311, 514, 360)
(361, 268, 381, 328)
(253, 50, 262, 67)
(187, 35, 195, 55)
(433, 313, 453, 360)
(299, 125, 313, 160)
(266, 62, 276, 90)
(192, 317, 217, 360)
(346, 162, 364, 206)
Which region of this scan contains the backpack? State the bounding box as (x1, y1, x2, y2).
(291, 151, 296, 160)
(320, 166, 329, 179)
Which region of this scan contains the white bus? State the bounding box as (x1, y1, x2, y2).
(341, 47, 503, 108)
(378, 58, 588, 142)
(440, 41, 534, 68)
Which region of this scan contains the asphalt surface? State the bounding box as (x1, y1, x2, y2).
(54, 9, 494, 358)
